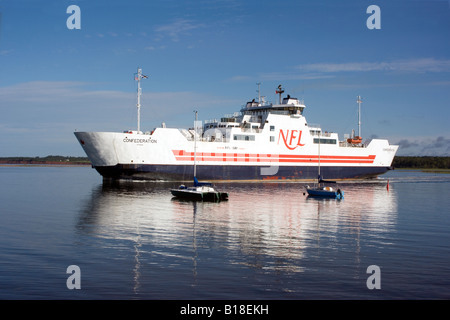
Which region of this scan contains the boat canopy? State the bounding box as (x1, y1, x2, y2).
(194, 176, 213, 187)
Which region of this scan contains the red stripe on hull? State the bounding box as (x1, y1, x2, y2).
(172, 150, 375, 164)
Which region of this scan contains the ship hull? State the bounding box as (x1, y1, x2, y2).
(74, 129, 397, 182)
(94, 163, 391, 181)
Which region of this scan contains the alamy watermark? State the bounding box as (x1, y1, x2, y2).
(196, 126, 280, 177)
(366, 265, 381, 290)
(66, 5, 81, 30)
(367, 5, 381, 30)
(66, 265, 81, 290)
(63, 5, 381, 31)
(64, 264, 381, 291)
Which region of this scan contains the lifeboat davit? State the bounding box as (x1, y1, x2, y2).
(347, 136, 362, 144)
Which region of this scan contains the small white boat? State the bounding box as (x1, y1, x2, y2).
(170, 111, 228, 202)
(171, 177, 228, 202)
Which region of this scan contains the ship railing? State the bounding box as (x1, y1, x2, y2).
(201, 127, 234, 143)
(240, 115, 262, 123)
(311, 131, 333, 137)
(182, 135, 232, 143)
(268, 110, 289, 115)
(339, 140, 368, 148)
(200, 136, 231, 143)
(240, 127, 262, 133)
(223, 113, 241, 119)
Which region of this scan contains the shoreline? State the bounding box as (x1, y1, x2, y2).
(0, 157, 90, 167)
(0, 159, 90, 167)
(395, 168, 450, 174)
(0, 163, 91, 167)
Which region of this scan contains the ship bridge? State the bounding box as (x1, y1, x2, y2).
(242, 95, 306, 116)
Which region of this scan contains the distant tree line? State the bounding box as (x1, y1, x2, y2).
(0, 155, 90, 164)
(393, 156, 450, 169)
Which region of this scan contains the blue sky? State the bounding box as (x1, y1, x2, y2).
(0, 0, 449, 156)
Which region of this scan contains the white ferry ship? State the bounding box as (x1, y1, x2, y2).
(74, 69, 398, 181)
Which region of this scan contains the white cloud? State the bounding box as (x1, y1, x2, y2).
(296, 58, 450, 74)
(0, 81, 92, 103)
(229, 58, 450, 83)
(144, 45, 166, 51)
(228, 72, 335, 82)
(0, 49, 13, 56)
(228, 75, 254, 82)
(260, 72, 335, 81)
(393, 136, 450, 156)
(154, 19, 205, 42)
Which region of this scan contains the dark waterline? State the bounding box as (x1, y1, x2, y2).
(0, 166, 449, 300)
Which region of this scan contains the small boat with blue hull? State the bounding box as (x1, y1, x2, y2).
(305, 176, 344, 199)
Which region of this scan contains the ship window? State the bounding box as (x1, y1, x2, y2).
(270, 125, 275, 131)
(270, 136, 275, 142)
(234, 134, 255, 141)
(313, 138, 337, 145)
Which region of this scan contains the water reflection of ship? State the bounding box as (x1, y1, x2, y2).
(76, 181, 398, 292)
(76, 181, 176, 294)
(305, 180, 398, 276)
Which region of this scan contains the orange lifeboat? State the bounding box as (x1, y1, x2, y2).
(347, 136, 362, 144)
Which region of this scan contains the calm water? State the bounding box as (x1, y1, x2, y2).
(0, 166, 449, 300)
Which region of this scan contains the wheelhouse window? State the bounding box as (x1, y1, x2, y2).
(234, 134, 255, 141)
(313, 138, 337, 145)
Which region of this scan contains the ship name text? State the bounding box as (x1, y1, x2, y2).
(123, 138, 157, 144)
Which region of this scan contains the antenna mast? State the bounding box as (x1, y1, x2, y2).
(135, 68, 148, 133)
(276, 84, 284, 104)
(256, 82, 261, 103)
(193, 110, 198, 178)
(357, 95, 362, 138)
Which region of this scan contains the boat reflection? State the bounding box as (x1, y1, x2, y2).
(76, 180, 398, 293)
